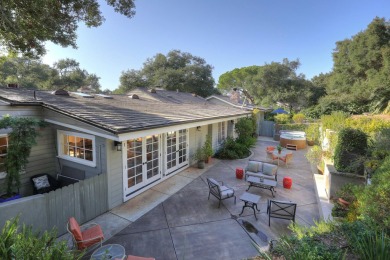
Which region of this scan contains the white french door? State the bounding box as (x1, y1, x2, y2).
(124, 134, 161, 196)
(166, 129, 189, 175)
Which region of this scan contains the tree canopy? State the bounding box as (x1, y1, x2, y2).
(0, 0, 136, 57)
(317, 17, 390, 114)
(0, 54, 101, 92)
(217, 59, 316, 111)
(116, 50, 218, 97)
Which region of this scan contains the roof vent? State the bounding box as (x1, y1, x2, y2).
(176, 89, 179, 93)
(129, 94, 139, 99)
(51, 89, 70, 96)
(192, 93, 197, 97)
(149, 88, 156, 93)
(72, 92, 94, 98)
(95, 94, 113, 99)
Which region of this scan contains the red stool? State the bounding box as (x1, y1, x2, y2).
(236, 168, 244, 179)
(283, 177, 292, 189)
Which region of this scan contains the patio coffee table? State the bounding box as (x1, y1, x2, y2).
(90, 244, 125, 260)
(239, 192, 261, 219)
(246, 176, 277, 197)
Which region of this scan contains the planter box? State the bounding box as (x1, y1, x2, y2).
(324, 161, 365, 200)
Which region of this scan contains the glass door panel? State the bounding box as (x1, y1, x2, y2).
(146, 135, 159, 181)
(166, 129, 188, 175)
(126, 138, 143, 191)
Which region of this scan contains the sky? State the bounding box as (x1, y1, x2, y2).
(42, 0, 390, 91)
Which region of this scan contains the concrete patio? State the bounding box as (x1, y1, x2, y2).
(80, 138, 320, 259)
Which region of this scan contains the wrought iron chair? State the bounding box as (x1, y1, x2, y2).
(207, 178, 236, 208)
(67, 217, 104, 250)
(267, 199, 297, 226)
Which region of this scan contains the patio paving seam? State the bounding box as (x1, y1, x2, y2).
(162, 201, 179, 260)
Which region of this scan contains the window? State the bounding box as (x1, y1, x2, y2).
(58, 131, 95, 166)
(218, 122, 226, 143)
(0, 135, 8, 174)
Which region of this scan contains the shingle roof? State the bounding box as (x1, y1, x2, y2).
(126, 88, 207, 104)
(0, 88, 250, 134)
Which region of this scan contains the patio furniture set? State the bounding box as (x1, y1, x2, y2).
(67, 217, 155, 259)
(207, 159, 297, 226)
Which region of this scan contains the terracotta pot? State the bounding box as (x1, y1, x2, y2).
(338, 198, 350, 207)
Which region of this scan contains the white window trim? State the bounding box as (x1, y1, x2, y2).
(57, 130, 96, 167)
(0, 134, 8, 178)
(218, 122, 226, 144)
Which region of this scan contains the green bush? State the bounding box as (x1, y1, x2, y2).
(360, 156, 390, 230)
(305, 123, 320, 143)
(274, 114, 290, 124)
(292, 113, 305, 123)
(331, 183, 362, 221)
(235, 117, 256, 148)
(333, 127, 367, 174)
(0, 217, 80, 259)
(321, 111, 348, 132)
(214, 137, 249, 159)
(278, 123, 307, 132)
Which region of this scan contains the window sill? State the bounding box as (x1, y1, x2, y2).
(57, 156, 96, 167)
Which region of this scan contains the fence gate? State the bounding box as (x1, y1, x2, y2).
(260, 120, 275, 137)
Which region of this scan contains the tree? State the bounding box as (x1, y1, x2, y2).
(0, 0, 136, 57)
(116, 50, 217, 97)
(52, 58, 101, 92)
(0, 53, 56, 89)
(317, 17, 390, 114)
(217, 59, 314, 111)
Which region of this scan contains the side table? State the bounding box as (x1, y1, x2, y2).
(90, 244, 125, 260)
(239, 192, 261, 219)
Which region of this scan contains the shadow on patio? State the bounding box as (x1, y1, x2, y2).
(85, 138, 319, 260)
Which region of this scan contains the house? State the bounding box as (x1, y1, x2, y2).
(0, 87, 251, 209)
(205, 94, 272, 136)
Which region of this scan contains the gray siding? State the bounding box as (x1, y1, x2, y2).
(0, 106, 56, 196)
(106, 139, 123, 209)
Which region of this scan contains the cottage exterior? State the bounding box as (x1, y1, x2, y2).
(0, 87, 251, 209)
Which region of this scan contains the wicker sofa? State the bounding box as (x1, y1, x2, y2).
(244, 160, 278, 181)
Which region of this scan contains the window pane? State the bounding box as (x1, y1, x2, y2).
(85, 139, 93, 149)
(0, 137, 7, 146)
(128, 178, 135, 188)
(128, 168, 135, 178)
(136, 175, 142, 184)
(85, 150, 93, 161)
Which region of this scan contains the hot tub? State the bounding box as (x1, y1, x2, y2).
(280, 131, 307, 149)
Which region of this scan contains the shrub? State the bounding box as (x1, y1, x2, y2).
(274, 114, 290, 124)
(214, 137, 249, 159)
(305, 145, 323, 166)
(278, 123, 307, 132)
(333, 127, 367, 174)
(0, 217, 80, 259)
(346, 117, 390, 136)
(360, 156, 390, 230)
(305, 123, 320, 143)
(292, 113, 305, 123)
(331, 183, 362, 221)
(235, 117, 256, 148)
(321, 111, 348, 132)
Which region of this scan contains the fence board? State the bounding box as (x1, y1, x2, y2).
(260, 121, 275, 137)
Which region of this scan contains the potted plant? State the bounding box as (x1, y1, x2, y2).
(305, 145, 324, 174)
(306, 123, 320, 146)
(193, 147, 206, 169)
(0, 116, 44, 203)
(202, 135, 213, 163)
(276, 144, 283, 154)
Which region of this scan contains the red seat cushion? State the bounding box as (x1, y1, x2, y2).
(69, 217, 83, 242)
(79, 224, 104, 249)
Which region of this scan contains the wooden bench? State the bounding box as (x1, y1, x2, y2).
(286, 144, 297, 150)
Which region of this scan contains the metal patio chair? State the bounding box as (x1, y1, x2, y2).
(207, 178, 236, 208)
(267, 199, 297, 226)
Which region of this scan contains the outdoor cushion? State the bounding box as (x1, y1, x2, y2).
(263, 164, 277, 176)
(80, 224, 104, 249)
(220, 186, 234, 199)
(68, 217, 83, 242)
(247, 161, 260, 173)
(208, 178, 220, 187)
(32, 175, 50, 190)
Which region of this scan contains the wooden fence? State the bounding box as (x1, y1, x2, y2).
(260, 120, 275, 137)
(0, 173, 108, 236)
